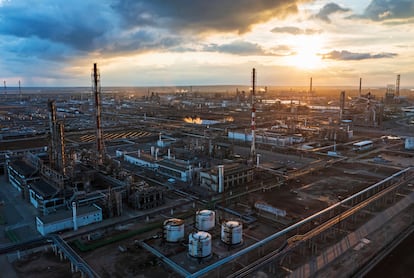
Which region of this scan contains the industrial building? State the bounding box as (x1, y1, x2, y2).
(0, 67, 414, 278)
(36, 204, 102, 236)
(4, 64, 166, 222)
(200, 163, 253, 193)
(6, 156, 40, 195)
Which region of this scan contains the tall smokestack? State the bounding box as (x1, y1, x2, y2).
(218, 165, 224, 193)
(92, 63, 104, 165)
(18, 80, 22, 102)
(250, 68, 256, 162)
(57, 122, 66, 177)
(359, 77, 362, 97)
(310, 77, 313, 97)
(72, 202, 78, 231)
(48, 100, 58, 170)
(396, 74, 400, 97)
(3, 80, 6, 99)
(339, 91, 345, 120)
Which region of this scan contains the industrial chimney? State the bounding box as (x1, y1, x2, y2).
(72, 202, 78, 231)
(396, 74, 400, 97)
(218, 165, 224, 193)
(339, 91, 345, 120)
(250, 68, 256, 163)
(92, 63, 104, 165)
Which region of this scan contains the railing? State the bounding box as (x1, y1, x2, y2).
(188, 167, 413, 277)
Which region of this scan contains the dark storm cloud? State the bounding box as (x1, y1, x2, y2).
(0, 1, 110, 51)
(203, 41, 269, 56)
(99, 30, 181, 54)
(0, 0, 187, 61)
(271, 26, 321, 35)
(321, 50, 397, 60)
(112, 0, 308, 33)
(314, 3, 350, 23)
(3, 37, 79, 61)
(362, 0, 414, 21)
(0, 0, 308, 59)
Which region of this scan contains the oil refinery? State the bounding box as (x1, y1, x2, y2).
(0, 65, 414, 278)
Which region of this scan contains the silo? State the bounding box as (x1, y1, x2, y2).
(221, 220, 243, 245)
(195, 210, 215, 231)
(163, 218, 185, 243)
(188, 231, 212, 258)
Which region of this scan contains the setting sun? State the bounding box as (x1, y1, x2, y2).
(286, 35, 325, 70)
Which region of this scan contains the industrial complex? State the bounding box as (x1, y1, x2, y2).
(0, 65, 414, 277)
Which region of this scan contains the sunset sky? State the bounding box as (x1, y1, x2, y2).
(0, 0, 413, 87)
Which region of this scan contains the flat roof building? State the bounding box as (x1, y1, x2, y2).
(36, 204, 102, 236)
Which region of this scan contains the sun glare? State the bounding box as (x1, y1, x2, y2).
(286, 35, 325, 70)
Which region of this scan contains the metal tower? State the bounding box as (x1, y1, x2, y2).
(57, 122, 66, 176)
(339, 91, 345, 120)
(92, 63, 104, 165)
(47, 100, 66, 176)
(250, 68, 256, 162)
(48, 100, 58, 170)
(3, 80, 6, 99)
(359, 77, 362, 97)
(18, 80, 22, 102)
(396, 74, 400, 97)
(309, 77, 313, 98)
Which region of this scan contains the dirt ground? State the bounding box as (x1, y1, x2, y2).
(86, 243, 176, 278)
(12, 251, 75, 278)
(248, 162, 397, 221)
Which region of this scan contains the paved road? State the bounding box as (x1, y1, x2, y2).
(365, 229, 414, 278)
(0, 175, 40, 277)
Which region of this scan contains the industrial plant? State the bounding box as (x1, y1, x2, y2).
(0, 64, 414, 277)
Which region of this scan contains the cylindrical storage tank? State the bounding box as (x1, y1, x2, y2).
(188, 231, 212, 258)
(221, 221, 243, 245)
(163, 218, 185, 243)
(405, 137, 414, 150)
(195, 210, 215, 231)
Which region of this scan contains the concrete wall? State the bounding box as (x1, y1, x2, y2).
(36, 205, 102, 236)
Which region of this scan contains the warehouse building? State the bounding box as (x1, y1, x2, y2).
(36, 204, 102, 236)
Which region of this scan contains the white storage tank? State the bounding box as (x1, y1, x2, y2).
(221, 221, 243, 245)
(195, 210, 215, 231)
(163, 218, 185, 243)
(405, 137, 414, 150)
(188, 231, 212, 258)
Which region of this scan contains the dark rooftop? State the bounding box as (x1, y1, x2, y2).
(10, 159, 38, 177)
(30, 179, 60, 198)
